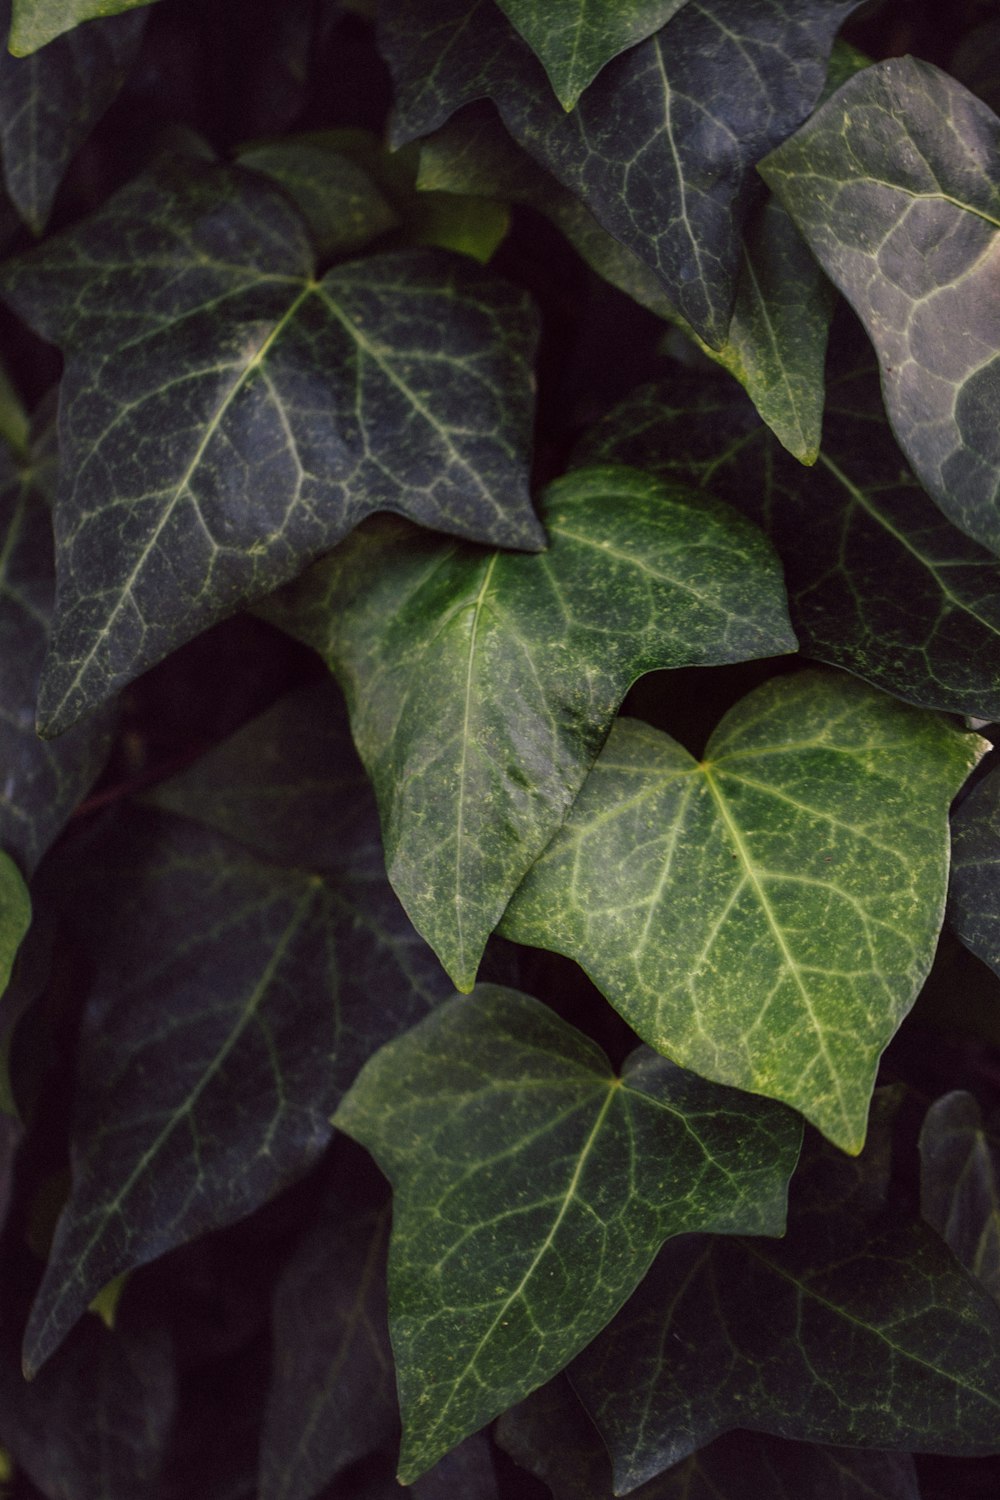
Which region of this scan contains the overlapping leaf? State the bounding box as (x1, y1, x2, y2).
(259, 464, 795, 989)
(235, 139, 399, 263)
(0, 0, 146, 233)
(761, 57, 1000, 555)
(381, 0, 857, 347)
(23, 681, 454, 1375)
(0, 849, 29, 999)
(9, 0, 156, 53)
(501, 670, 985, 1150)
(948, 764, 1000, 977)
(569, 1109, 1000, 1491)
(576, 368, 1000, 718)
(920, 1091, 1000, 1303)
(0, 156, 544, 736)
(335, 985, 802, 1482)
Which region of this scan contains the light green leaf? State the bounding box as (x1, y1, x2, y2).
(501, 670, 987, 1151)
(760, 57, 1000, 554)
(334, 985, 802, 1483)
(0, 849, 29, 999)
(8, 0, 156, 54)
(258, 465, 796, 989)
(494, 0, 688, 110)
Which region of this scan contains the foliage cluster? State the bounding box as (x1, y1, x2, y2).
(0, 0, 999, 1496)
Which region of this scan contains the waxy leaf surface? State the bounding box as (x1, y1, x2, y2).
(381, 0, 857, 346)
(9, 0, 156, 53)
(502, 671, 985, 1150)
(0, 157, 543, 735)
(259, 464, 795, 989)
(334, 985, 802, 1482)
(761, 58, 1000, 554)
(920, 1091, 1000, 1303)
(570, 1118, 1000, 1489)
(24, 683, 453, 1375)
(576, 368, 1000, 719)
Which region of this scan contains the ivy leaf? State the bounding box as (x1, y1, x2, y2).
(259, 464, 795, 989)
(501, 670, 986, 1151)
(381, 0, 858, 347)
(760, 57, 1000, 555)
(235, 138, 400, 262)
(947, 765, 1000, 979)
(920, 1091, 1000, 1303)
(569, 1110, 1000, 1490)
(8, 0, 156, 53)
(334, 984, 802, 1483)
(0, 850, 29, 1000)
(493, 0, 688, 111)
(0, 0, 146, 233)
(576, 368, 1000, 719)
(23, 683, 453, 1376)
(0, 156, 544, 736)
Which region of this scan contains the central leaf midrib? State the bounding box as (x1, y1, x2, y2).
(454, 553, 499, 977)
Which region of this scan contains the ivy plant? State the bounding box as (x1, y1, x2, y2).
(0, 1, 999, 1498)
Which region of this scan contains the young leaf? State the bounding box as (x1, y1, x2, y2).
(8, 0, 156, 53)
(493, 0, 688, 111)
(0, 850, 29, 999)
(501, 670, 987, 1151)
(760, 58, 1000, 555)
(334, 985, 802, 1483)
(0, 1, 147, 234)
(259, 465, 796, 990)
(23, 685, 454, 1376)
(920, 1091, 1000, 1303)
(569, 1114, 1000, 1490)
(381, 0, 857, 347)
(0, 156, 544, 736)
(576, 368, 1000, 720)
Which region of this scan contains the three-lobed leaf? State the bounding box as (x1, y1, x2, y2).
(501, 669, 986, 1151)
(335, 985, 802, 1482)
(259, 464, 795, 989)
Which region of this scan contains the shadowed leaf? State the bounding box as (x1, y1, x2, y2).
(9, 0, 156, 53)
(920, 1091, 1000, 1303)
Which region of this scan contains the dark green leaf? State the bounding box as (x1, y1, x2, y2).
(381, 0, 857, 346)
(0, 0, 146, 233)
(8, 0, 155, 53)
(497, 1374, 921, 1500)
(501, 670, 986, 1151)
(235, 139, 399, 263)
(948, 765, 1000, 979)
(23, 684, 453, 1375)
(334, 985, 802, 1482)
(575, 367, 1000, 719)
(0, 156, 544, 735)
(920, 1091, 1000, 1303)
(493, 0, 687, 110)
(760, 58, 1000, 555)
(0, 849, 29, 998)
(258, 464, 795, 989)
(570, 1110, 1000, 1490)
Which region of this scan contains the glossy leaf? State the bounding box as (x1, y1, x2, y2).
(0, 0, 146, 233)
(381, 0, 857, 347)
(23, 683, 453, 1375)
(0, 156, 543, 735)
(493, 0, 687, 110)
(259, 464, 795, 989)
(760, 57, 1000, 555)
(0, 849, 29, 999)
(575, 368, 1000, 719)
(335, 985, 802, 1482)
(501, 670, 986, 1151)
(920, 1091, 1000, 1303)
(9, 0, 156, 53)
(570, 1114, 1000, 1490)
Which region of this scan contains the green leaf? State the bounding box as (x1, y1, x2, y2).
(575, 367, 1000, 719)
(235, 139, 400, 262)
(334, 985, 803, 1483)
(0, 850, 29, 999)
(493, 0, 688, 111)
(23, 682, 454, 1375)
(947, 765, 1000, 979)
(569, 1106, 1000, 1489)
(381, 0, 857, 347)
(8, 0, 156, 54)
(760, 57, 1000, 555)
(501, 670, 986, 1151)
(0, 156, 544, 736)
(258, 464, 795, 989)
(0, 0, 146, 233)
(920, 1091, 1000, 1304)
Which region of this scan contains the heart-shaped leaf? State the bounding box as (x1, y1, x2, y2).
(920, 1091, 1000, 1304)
(334, 984, 802, 1482)
(0, 156, 543, 735)
(760, 57, 1000, 555)
(501, 670, 986, 1150)
(258, 464, 795, 989)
